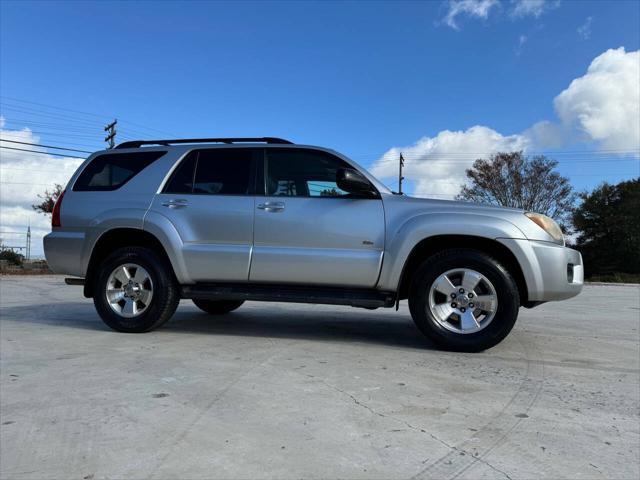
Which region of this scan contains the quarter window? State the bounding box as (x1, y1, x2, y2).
(163, 152, 197, 194)
(74, 151, 165, 191)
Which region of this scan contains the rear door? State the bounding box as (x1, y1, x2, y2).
(149, 147, 260, 282)
(249, 148, 385, 287)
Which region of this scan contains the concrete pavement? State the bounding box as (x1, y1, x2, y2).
(1, 275, 638, 479)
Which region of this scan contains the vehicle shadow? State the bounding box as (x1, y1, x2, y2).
(0, 302, 435, 351)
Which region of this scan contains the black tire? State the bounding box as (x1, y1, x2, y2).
(93, 247, 180, 333)
(192, 299, 245, 315)
(408, 248, 520, 352)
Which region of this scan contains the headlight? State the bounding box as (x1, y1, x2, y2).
(525, 212, 564, 245)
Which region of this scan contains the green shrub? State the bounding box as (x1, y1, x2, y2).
(0, 250, 24, 266)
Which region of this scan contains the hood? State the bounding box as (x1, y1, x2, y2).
(382, 193, 561, 244)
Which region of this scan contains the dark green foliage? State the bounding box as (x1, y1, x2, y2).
(0, 249, 24, 266)
(572, 178, 640, 277)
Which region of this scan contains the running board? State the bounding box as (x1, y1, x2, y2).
(181, 283, 396, 309)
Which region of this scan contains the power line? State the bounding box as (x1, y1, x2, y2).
(0, 139, 92, 154)
(0, 95, 112, 120)
(0, 181, 63, 186)
(1, 96, 176, 137)
(2, 129, 106, 139)
(2, 118, 103, 132)
(0, 133, 103, 150)
(0, 104, 105, 127)
(367, 156, 640, 166)
(1, 116, 160, 140)
(0, 167, 73, 174)
(348, 148, 640, 159)
(0, 146, 85, 159)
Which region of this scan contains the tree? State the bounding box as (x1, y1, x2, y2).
(456, 152, 576, 231)
(572, 178, 640, 277)
(320, 187, 340, 197)
(0, 249, 24, 266)
(32, 183, 63, 216)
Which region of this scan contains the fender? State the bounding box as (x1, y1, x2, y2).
(377, 212, 528, 292)
(80, 208, 148, 276)
(142, 210, 193, 284)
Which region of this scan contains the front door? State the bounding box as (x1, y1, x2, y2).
(150, 147, 260, 282)
(249, 148, 385, 287)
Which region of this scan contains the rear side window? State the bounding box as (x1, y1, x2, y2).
(73, 151, 166, 191)
(163, 148, 258, 195)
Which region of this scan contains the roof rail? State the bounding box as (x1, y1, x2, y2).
(115, 137, 293, 149)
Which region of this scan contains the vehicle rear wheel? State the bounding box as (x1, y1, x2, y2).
(93, 247, 179, 333)
(408, 248, 519, 352)
(192, 299, 245, 315)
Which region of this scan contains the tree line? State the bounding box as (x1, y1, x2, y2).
(456, 152, 639, 281)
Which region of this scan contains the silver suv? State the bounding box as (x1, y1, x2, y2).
(44, 137, 583, 351)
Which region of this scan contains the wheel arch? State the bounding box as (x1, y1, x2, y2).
(83, 228, 176, 298)
(396, 235, 529, 306)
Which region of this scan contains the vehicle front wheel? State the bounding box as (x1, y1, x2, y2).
(93, 247, 180, 333)
(192, 299, 245, 315)
(408, 249, 520, 352)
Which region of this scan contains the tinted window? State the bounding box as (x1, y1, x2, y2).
(163, 148, 257, 195)
(164, 152, 197, 194)
(266, 149, 355, 197)
(74, 151, 165, 191)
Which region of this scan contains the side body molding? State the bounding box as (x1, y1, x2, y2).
(377, 212, 528, 292)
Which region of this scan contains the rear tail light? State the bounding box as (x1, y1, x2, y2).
(52, 189, 65, 228)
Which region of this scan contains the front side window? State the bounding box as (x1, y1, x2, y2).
(266, 149, 366, 198)
(74, 151, 166, 191)
(163, 148, 258, 195)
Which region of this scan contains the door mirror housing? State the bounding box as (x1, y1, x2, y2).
(336, 169, 377, 196)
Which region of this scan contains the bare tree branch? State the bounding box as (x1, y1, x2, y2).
(455, 151, 576, 231)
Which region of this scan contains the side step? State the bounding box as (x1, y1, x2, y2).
(64, 277, 85, 286)
(181, 283, 396, 309)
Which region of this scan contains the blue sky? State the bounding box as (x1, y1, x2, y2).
(0, 0, 639, 254)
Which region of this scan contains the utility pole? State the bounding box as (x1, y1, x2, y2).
(26, 223, 31, 260)
(104, 119, 117, 149)
(398, 152, 405, 195)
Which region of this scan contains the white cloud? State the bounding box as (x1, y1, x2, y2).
(577, 16, 593, 40)
(442, 0, 499, 30)
(510, 0, 558, 18)
(523, 120, 565, 148)
(0, 119, 84, 257)
(515, 34, 528, 55)
(370, 126, 529, 198)
(554, 47, 640, 153)
(370, 48, 640, 199)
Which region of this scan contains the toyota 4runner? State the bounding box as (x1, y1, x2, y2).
(44, 137, 583, 351)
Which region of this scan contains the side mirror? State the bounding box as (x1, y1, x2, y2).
(336, 168, 376, 195)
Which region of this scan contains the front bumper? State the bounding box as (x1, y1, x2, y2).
(498, 238, 584, 302)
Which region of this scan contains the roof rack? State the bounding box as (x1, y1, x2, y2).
(115, 137, 293, 149)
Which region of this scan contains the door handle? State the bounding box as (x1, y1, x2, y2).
(257, 201, 285, 212)
(161, 199, 189, 209)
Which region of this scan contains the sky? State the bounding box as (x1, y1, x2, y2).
(1, 0, 639, 257)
